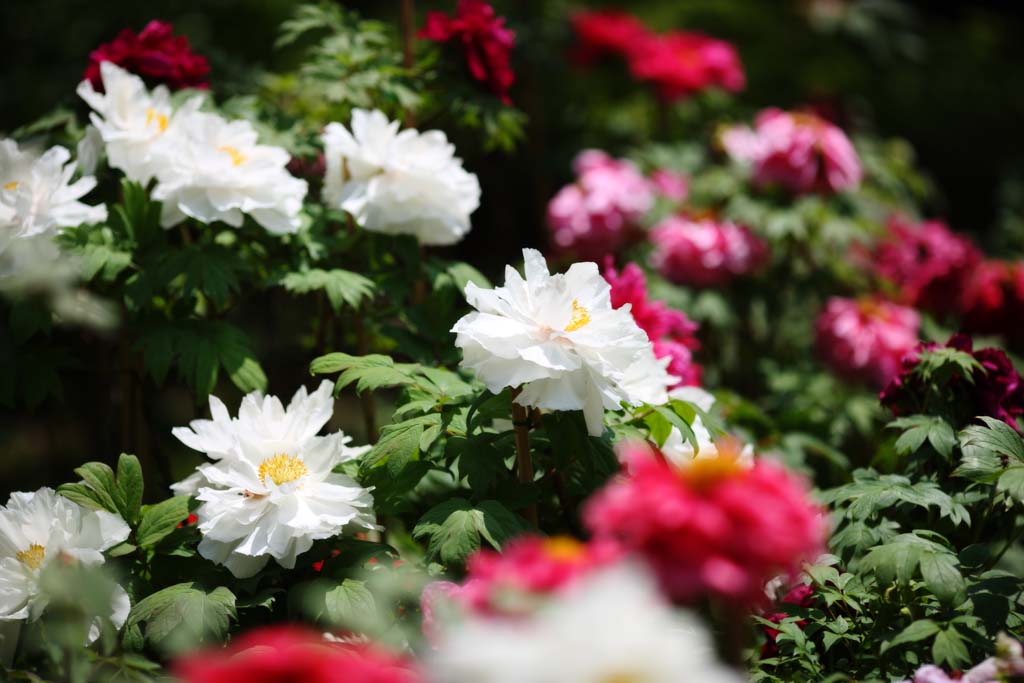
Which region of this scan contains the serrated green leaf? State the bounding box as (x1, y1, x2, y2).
(324, 578, 376, 625)
(932, 627, 970, 668)
(281, 268, 375, 311)
(127, 583, 236, 655)
(136, 497, 190, 548)
(998, 466, 1024, 503)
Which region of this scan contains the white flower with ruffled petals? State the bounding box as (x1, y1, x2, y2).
(0, 488, 130, 641)
(173, 381, 377, 578)
(426, 563, 744, 683)
(452, 249, 674, 436)
(322, 109, 481, 245)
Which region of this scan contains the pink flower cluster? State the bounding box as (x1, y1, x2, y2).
(546, 150, 655, 260)
(583, 443, 827, 606)
(174, 626, 420, 683)
(814, 296, 920, 388)
(84, 20, 209, 91)
(570, 10, 745, 102)
(722, 108, 862, 194)
(419, 0, 515, 104)
(649, 214, 768, 287)
(604, 260, 702, 387)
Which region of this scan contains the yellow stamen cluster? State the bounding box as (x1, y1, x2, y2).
(3, 181, 18, 191)
(217, 145, 247, 166)
(565, 299, 591, 332)
(145, 108, 168, 133)
(598, 673, 647, 683)
(542, 536, 586, 562)
(16, 543, 45, 570)
(258, 453, 308, 486)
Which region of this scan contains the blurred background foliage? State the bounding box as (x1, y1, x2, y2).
(1, 0, 1022, 496)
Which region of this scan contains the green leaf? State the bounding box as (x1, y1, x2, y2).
(136, 497, 190, 548)
(324, 578, 376, 625)
(127, 583, 236, 655)
(890, 415, 953, 456)
(413, 498, 527, 566)
(881, 619, 940, 653)
(74, 462, 124, 515)
(919, 552, 966, 605)
(447, 261, 491, 291)
(363, 415, 438, 473)
(932, 627, 971, 668)
(281, 268, 375, 311)
(310, 352, 394, 376)
(116, 454, 144, 525)
(79, 243, 133, 282)
(997, 466, 1024, 503)
(57, 482, 108, 511)
(959, 417, 1024, 463)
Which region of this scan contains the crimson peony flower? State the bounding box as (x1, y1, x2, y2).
(960, 260, 1024, 348)
(84, 20, 209, 91)
(546, 150, 654, 261)
(583, 442, 826, 606)
(419, 0, 515, 104)
(760, 583, 816, 657)
(869, 216, 982, 314)
(722, 108, 862, 194)
(628, 31, 746, 102)
(649, 214, 768, 288)
(604, 260, 702, 387)
(815, 296, 920, 388)
(881, 334, 1024, 432)
(569, 9, 654, 64)
(173, 626, 420, 683)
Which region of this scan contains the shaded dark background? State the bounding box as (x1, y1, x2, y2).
(1, 0, 1022, 496)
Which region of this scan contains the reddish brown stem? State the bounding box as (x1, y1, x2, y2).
(510, 389, 538, 526)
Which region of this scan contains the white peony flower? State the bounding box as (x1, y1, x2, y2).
(452, 248, 674, 436)
(172, 381, 377, 578)
(77, 62, 198, 184)
(322, 109, 481, 245)
(0, 488, 130, 640)
(152, 110, 308, 234)
(426, 562, 745, 683)
(659, 386, 754, 468)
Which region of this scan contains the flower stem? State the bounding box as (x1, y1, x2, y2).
(510, 388, 538, 526)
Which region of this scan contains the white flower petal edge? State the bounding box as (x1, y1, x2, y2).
(452, 248, 674, 436)
(173, 381, 377, 578)
(0, 488, 129, 629)
(426, 562, 745, 683)
(322, 109, 481, 245)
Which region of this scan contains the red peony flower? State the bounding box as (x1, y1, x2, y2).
(815, 296, 920, 388)
(84, 20, 209, 91)
(649, 214, 768, 288)
(722, 108, 862, 194)
(419, 0, 515, 104)
(960, 260, 1024, 348)
(627, 30, 745, 102)
(583, 442, 827, 606)
(569, 9, 654, 65)
(173, 626, 420, 683)
(604, 260, 702, 388)
(760, 583, 816, 657)
(869, 216, 982, 314)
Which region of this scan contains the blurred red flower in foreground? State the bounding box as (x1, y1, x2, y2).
(84, 20, 209, 91)
(583, 442, 826, 606)
(174, 626, 420, 683)
(604, 260, 702, 387)
(420, 0, 515, 104)
(815, 296, 920, 388)
(649, 214, 768, 288)
(722, 108, 861, 194)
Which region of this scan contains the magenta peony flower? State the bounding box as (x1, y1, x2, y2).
(649, 214, 768, 288)
(881, 334, 1024, 432)
(815, 297, 920, 388)
(870, 216, 982, 314)
(569, 9, 654, 65)
(84, 20, 209, 91)
(173, 626, 420, 683)
(420, 0, 516, 104)
(546, 150, 654, 261)
(628, 31, 746, 102)
(722, 108, 862, 194)
(583, 442, 827, 606)
(649, 168, 689, 202)
(604, 260, 702, 387)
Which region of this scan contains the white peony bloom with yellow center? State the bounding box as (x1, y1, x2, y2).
(0, 488, 130, 641)
(452, 249, 675, 436)
(322, 109, 481, 245)
(426, 563, 745, 683)
(172, 381, 377, 578)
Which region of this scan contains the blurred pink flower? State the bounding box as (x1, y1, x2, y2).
(583, 442, 826, 606)
(815, 296, 920, 387)
(604, 260, 702, 387)
(649, 168, 689, 202)
(547, 150, 654, 260)
(723, 108, 862, 194)
(649, 214, 768, 287)
(628, 31, 745, 102)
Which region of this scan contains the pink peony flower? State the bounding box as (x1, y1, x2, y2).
(604, 260, 702, 387)
(815, 297, 920, 388)
(628, 31, 746, 102)
(869, 216, 982, 314)
(569, 9, 654, 65)
(723, 108, 862, 194)
(546, 150, 654, 261)
(649, 214, 768, 288)
(173, 626, 420, 683)
(583, 442, 827, 606)
(84, 20, 209, 91)
(649, 168, 689, 202)
(419, 0, 516, 104)
(960, 260, 1024, 348)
